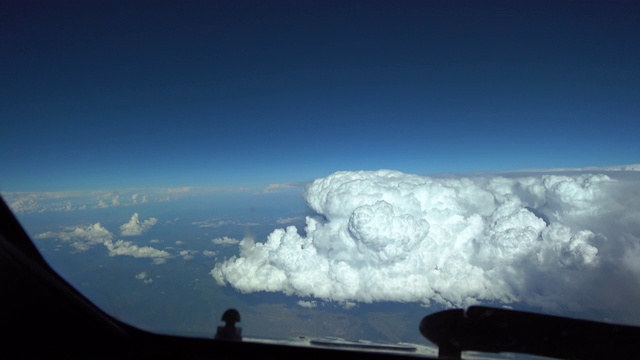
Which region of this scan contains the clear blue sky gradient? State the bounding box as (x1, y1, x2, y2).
(2, 1, 639, 191)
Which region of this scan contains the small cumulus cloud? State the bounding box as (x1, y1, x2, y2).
(104, 239, 170, 260)
(165, 217, 180, 225)
(9, 196, 40, 213)
(34, 231, 58, 240)
(297, 300, 317, 308)
(35, 223, 114, 251)
(212, 236, 240, 245)
(94, 192, 121, 208)
(342, 302, 357, 310)
(179, 249, 198, 261)
(130, 193, 147, 205)
(212, 168, 640, 324)
(120, 213, 158, 236)
(203, 250, 217, 257)
(135, 272, 153, 284)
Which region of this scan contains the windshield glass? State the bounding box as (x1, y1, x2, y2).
(2, 0, 639, 353)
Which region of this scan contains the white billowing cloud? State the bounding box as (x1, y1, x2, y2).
(35, 223, 114, 251)
(34, 231, 57, 239)
(9, 196, 40, 213)
(120, 213, 158, 236)
(212, 169, 640, 323)
(180, 249, 198, 261)
(203, 250, 217, 257)
(34, 220, 169, 261)
(130, 193, 148, 205)
(104, 239, 170, 260)
(212, 236, 240, 245)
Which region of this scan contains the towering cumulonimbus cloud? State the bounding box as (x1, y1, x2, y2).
(211, 168, 640, 322)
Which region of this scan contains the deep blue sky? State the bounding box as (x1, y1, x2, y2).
(1, 0, 639, 191)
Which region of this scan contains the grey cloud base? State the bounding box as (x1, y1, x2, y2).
(211, 169, 640, 322)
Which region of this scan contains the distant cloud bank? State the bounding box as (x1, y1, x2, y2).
(4, 189, 162, 213)
(212, 167, 640, 323)
(2, 186, 231, 214)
